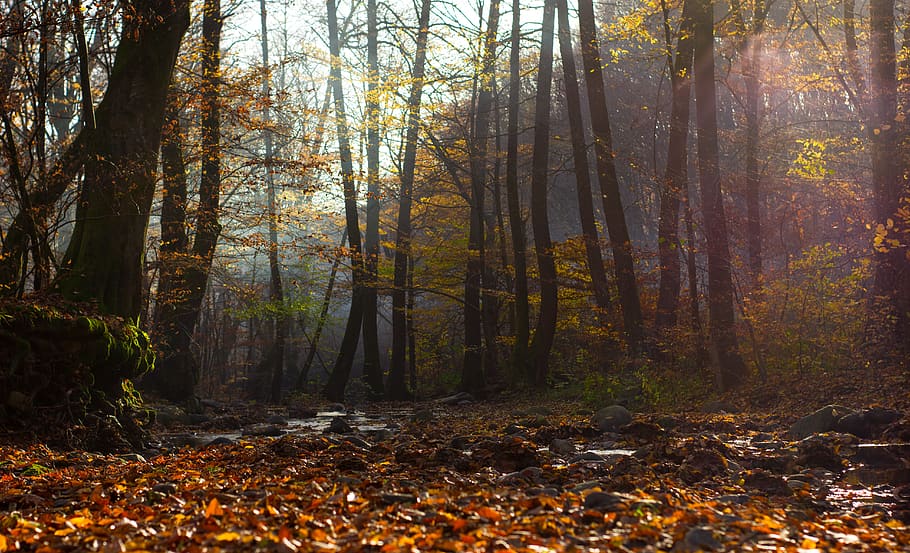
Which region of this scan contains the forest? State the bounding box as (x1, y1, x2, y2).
(1, 0, 909, 550)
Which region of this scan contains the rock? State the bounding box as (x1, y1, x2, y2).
(796, 436, 845, 471)
(583, 491, 632, 511)
(701, 400, 739, 414)
(570, 451, 606, 463)
(205, 437, 236, 447)
(741, 469, 793, 496)
(788, 405, 855, 440)
(242, 424, 285, 437)
(679, 449, 728, 484)
(343, 436, 373, 450)
(680, 527, 721, 551)
(450, 436, 472, 450)
(371, 429, 394, 442)
(6, 391, 31, 412)
(327, 417, 354, 434)
(549, 438, 575, 455)
(118, 453, 147, 463)
(523, 415, 549, 428)
(410, 408, 434, 422)
(153, 404, 190, 427)
(184, 413, 211, 425)
(504, 423, 527, 436)
(379, 493, 416, 504)
(835, 407, 902, 439)
(715, 494, 751, 505)
(593, 405, 632, 432)
(619, 421, 664, 441)
(850, 443, 908, 469)
(266, 415, 288, 425)
(288, 406, 318, 419)
(152, 483, 178, 495)
(324, 403, 346, 413)
(438, 392, 474, 405)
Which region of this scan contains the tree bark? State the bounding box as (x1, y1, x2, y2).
(505, 0, 529, 382)
(529, 0, 557, 387)
(361, 0, 384, 397)
(556, 0, 612, 316)
(656, 0, 694, 330)
(149, 0, 223, 404)
(56, 0, 190, 319)
(577, 0, 644, 351)
(323, 0, 365, 402)
(693, 0, 746, 389)
(389, 0, 431, 400)
(461, 0, 499, 393)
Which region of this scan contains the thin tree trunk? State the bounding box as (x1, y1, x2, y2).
(556, 0, 612, 315)
(324, 0, 366, 402)
(505, 0, 529, 382)
(744, 2, 765, 287)
(461, 0, 499, 393)
(529, 0, 557, 387)
(361, 0, 384, 397)
(259, 0, 285, 403)
(577, 0, 644, 351)
(656, 0, 694, 330)
(693, 0, 745, 389)
(150, 0, 224, 404)
(389, 0, 431, 400)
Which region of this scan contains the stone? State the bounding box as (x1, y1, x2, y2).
(288, 406, 318, 419)
(242, 424, 285, 437)
(681, 527, 721, 551)
(266, 415, 288, 425)
(549, 438, 575, 455)
(324, 403, 346, 413)
(438, 392, 474, 405)
(593, 405, 632, 432)
(205, 437, 236, 447)
(741, 469, 793, 496)
(835, 407, 903, 439)
(152, 483, 178, 495)
(583, 491, 631, 511)
(327, 417, 354, 434)
(380, 493, 416, 504)
(410, 408, 434, 422)
(788, 405, 855, 440)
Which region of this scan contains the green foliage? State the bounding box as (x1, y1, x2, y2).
(742, 244, 869, 374)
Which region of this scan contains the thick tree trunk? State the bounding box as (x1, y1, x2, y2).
(577, 0, 644, 351)
(529, 0, 557, 387)
(505, 0, 529, 382)
(656, 0, 694, 330)
(868, 0, 910, 346)
(693, 0, 746, 389)
(556, 0, 612, 315)
(56, 0, 190, 319)
(389, 0, 431, 400)
(323, 0, 366, 403)
(361, 0, 384, 397)
(461, 0, 499, 393)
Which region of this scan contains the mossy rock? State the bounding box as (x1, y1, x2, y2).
(0, 296, 154, 421)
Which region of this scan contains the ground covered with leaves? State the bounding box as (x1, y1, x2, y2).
(3, 373, 910, 553)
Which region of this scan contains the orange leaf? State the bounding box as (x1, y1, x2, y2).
(476, 506, 501, 522)
(205, 498, 224, 518)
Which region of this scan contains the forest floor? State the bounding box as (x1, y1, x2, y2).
(1, 366, 909, 552)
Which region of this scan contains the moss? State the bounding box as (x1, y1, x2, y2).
(0, 297, 154, 423)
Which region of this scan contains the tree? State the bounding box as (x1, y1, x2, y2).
(389, 0, 432, 400)
(693, 0, 746, 389)
(55, 0, 191, 319)
(148, 0, 224, 405)
(461, 0, 500, 393)
(361, 0, 384, 398)
(555, 0, 612, 316)
(529, 0, 557, 386)
(505, 0, 529, 379)
(655, 0, 695, 330)
(323, 0, 366, 402)
(577, 0, 644, 351)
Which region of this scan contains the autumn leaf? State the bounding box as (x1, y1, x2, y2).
(205, 498, 224, 518)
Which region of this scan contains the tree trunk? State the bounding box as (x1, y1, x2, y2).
(361, 0, 384, 397)
(693, 0, 746, 389)
(323, 0, 366, 403)
(56, 0, 190, 319)
(744, 1, 765, 288)
(149, 0, 223, 404)
(577, 0, 644, 351)
(259, 0, 285, 403)
(556, 0, 612, 315)
(655, 0, 694, 330)
(529, 0, 557, 387)
(868, 0, 910, 347)
(505, 0, 529, 382)
(461, 0, 499, 393)
(389, 0, 431, 400)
